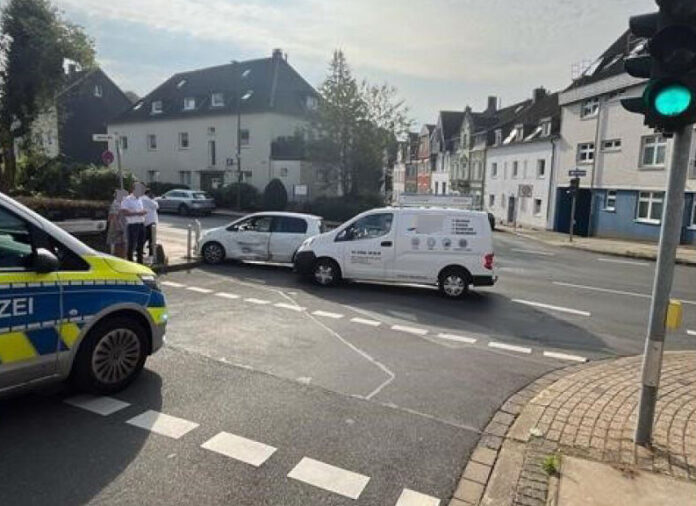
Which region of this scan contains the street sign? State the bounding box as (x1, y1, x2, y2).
(568, 169, 587, 177)
(101, 150, 114, 166)
(92, 133, 116, 142)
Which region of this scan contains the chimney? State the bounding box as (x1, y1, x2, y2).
(487, 96, 498, 112)
(272, 48, 283, 60)
(533, 87, 547, 103)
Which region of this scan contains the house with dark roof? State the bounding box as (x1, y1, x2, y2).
(416, 124, 436, 194)
(485, 88, 561, 228)
(553, 31, 696, 244)
(30, 66, 132, 164)
(392, 132, 419, 201)
(430, 111, 465, 195)
(107, 49, 319, 192)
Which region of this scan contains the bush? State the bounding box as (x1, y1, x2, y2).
(17, 196, 109, 221)
(209, 183, 260, 210)
(17, 158, 76, 198)
(70, 167, 135, 201)
(263, 178, 288, 211)
(308, 193, 385, 222)
(147, 181, 189, 196)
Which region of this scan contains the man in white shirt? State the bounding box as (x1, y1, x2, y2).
(141, 189, 159, 258)
(120, 182, 147, 263)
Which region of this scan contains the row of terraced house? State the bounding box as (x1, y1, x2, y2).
(392, 30, 696, 244)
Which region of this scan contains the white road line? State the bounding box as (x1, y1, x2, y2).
(688, 330, 696, 336)
(511, 248, 555, 256)
(513, 299, 591, 317)
(201, 432, 277, 467)
(126, 410, 199, 439)
(287, 457, 370, 500)
(244, 298, 271, 305)
(553, 281, 696, 306)
(391, 324, 429, 336)
(64, 395, 130, 416)
(597, 257, 648, 266)
(350, 317, 382, 327)
(274, 302, 306, 312)
(436, 333, 477, 345)
(395, 488, 441, 506)
(186, 286, 213, 294)
(215, 292, 240, 300)
(542, 351, 588, 363)
(488, 342, 532, 354)
(161, 281, 186, 288)
(312, 310, 344, 319)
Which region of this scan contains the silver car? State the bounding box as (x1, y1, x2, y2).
(156, 189, 216, 216)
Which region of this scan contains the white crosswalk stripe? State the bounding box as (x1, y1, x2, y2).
(287, 457, 370, 499)
(436, 333, 477, 344)
(543, 351, 588, 363)
(312, 310, 344, 319)
(126, 410, 199, 439)
(64, 395, 130, 416)
(392, 324, 428, 336)
(215, 292, 240, 300)
(201, 432, 277, 467)
(186, 286, 213, 294)
(488, 342, 532, 354)
(512, 299, 591, 317)
(687, 330, 696, 336)
(395, 488, 440, 506)
(161, 281, 186, 288)
(350, 317, 382, 327)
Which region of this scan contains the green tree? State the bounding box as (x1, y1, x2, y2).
(0, 0, 95, 190)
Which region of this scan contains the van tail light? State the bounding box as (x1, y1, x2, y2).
(484, 253, 494, 270)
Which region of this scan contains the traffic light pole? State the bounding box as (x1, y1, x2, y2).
(635, 125, 693, 445)
(568, 191, 577, 243)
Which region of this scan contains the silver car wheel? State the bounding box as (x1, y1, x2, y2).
(314, 264, 335, 285)
(91, 328, 142, 385)
(203, 243, 224, 264)
(443, 275, 466, 298)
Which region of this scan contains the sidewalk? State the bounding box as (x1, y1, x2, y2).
(498, 224, 696, 266)
(449, 352, 696, 506)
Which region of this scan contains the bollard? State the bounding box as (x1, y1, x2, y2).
(194, 219, 201, 254)
(186, 224, 192, 260)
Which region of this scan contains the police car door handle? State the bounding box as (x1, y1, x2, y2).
(381, 241, 393, 247)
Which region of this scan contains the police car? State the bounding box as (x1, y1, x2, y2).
(0, 192, 167, 396)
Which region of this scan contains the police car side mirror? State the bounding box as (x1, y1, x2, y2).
(33, 248, 60, 273)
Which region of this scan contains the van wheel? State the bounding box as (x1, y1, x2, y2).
(202, 242, 225, 264)
(71, 317, 148, 394)
(313, 258, 341, 286)
(439, 267, 470, 299)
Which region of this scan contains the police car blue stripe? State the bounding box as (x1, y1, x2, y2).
(25, 328, 60, 356)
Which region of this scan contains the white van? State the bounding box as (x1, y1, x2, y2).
(294, 207, 495, 298)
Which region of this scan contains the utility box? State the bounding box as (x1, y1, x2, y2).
(666, 299, 683, 330)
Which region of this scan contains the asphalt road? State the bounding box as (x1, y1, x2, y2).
(1, 212, 694, 505)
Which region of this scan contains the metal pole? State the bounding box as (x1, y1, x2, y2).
(569, 190, 577, 243)
(115, 132, 124, 189)
(186, 224, 192, 260)
(236, 63, 243, 211)
(635, 125, 693, 445)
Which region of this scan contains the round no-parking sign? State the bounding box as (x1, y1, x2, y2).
(101, 150, 114, 166)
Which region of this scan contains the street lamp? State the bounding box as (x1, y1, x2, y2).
(233, 61, 253, 210)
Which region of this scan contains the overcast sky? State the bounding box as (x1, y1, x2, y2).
(50, 0, 656, 127)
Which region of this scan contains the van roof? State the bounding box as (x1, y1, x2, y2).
(372, 206, 488, 217)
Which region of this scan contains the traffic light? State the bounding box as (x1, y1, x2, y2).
(622, 0, 696, 133)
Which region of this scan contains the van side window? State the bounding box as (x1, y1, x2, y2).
(0, 207, 33, 271)
(337, 213, 393, 241)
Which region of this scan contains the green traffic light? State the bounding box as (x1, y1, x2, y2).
(654, 85, 692, 117)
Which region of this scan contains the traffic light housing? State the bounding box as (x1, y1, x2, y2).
(622, 1, 696, 133)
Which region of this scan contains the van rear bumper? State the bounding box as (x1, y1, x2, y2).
(294, 251, 317, 275)
(472, 275, 497, 287)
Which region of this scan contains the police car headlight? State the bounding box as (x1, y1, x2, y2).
(140, 274, 161, 292)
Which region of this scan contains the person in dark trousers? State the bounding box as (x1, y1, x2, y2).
(141, 189, 159, 258)
(120, 182, 147, 263)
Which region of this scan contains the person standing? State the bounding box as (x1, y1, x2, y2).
(121, 182, 147, 264)
(141, 189, 159, 259)
(107, 189, 129, 258)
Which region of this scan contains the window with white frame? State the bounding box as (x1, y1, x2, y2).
(151, 101, 162, 114)
(602, 139, 622, 151)
(240, 129, 250, 146)
(120, 136, 128, 150)
(489, 194, 495, 207)
(512, 161, 519, 178)
(581, 97, 600, 118)
(605, 190, 617, 211)
(147, 134, 157, 150)
(495, 130, 502, 145)
(577, 142, 595, 163)
(515, 125, 524, 141)
(207, 127, 216, 136)
(211, 93, 224, 107)
(183, 97, 196, 110)
(147, 170, 159, 183)
(178, 132, 189, 149)
(491, 162, 498, 177)
(541, 121, 551, 136)
(537, 159, 546, 177)
(636, 191, 664, 223)
(534, 198, 542, 215)
(640, 135, 667, 167)
(94, 84, 103, 98)
(179, 171, 192, 186)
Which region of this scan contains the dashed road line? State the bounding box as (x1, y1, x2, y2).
(688, 330, 696, 336)
(395, 488, 441, 506)
(513, 299, 591, 317)
(161, 281, 186, 288)
(489, 342, 532, 354)
(186, 286, 213, 294)
(274, 302, 306, 312)
(245, 298, 271, 305)
(511, 248, 556, 257)
(391, 324, 429, 336)
(312, 310, 344, 319)
(201, 431, 277, 467)
(350, 317, 382, 327)
(215, 292, 240, 300)
(542, 351, 588, 363)
(553, 281, 696, 306)
(436, 333, 477, 345)
(597, 257, 648, 266)
(64, 395, 130, 416)
(126, 410, 199, 439)
(287, 457, 370, 500)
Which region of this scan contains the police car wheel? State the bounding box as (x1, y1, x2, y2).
(313, 258, 340, 287)
(439, 268, 470, 299)
(72, 317, 148, 394)
(202, 242, 225, 264)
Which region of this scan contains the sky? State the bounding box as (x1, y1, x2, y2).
(44, 0, 656, 127)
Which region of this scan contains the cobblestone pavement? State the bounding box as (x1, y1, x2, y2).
(449, 352, 696, 506)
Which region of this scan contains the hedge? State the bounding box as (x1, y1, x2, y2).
(18, 196, 109, 222)
(209, 183, 260, 210)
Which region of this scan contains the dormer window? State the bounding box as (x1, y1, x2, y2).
(541, 121, 551, 136)
(183, 97, 196, 111)
(306, 95, 318, 110)
(211, 93, 224, 107)
(176, 79, 187, 88)
(495, 129, 502, 145)
(151, 101, 162, 114)
(515, 124, 524, 141)
(93, 84, 103, 98)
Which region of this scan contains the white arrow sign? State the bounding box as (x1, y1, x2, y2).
(92, 133, 116, 142)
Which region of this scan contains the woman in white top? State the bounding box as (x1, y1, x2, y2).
(107, 189, 129, 258)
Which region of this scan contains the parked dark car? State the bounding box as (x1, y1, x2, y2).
(155, 190, 216, 216)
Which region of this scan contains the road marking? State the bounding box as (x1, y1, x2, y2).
(244, 298, 271, 305)
(350, 317, 382, 327)
(287, 457, 370, 500)
(553, 281, 696, 306)
(161, 281, 186, 288)
(436, 333, 477, 344)
(186, 286, 213, 294)
(201, 432, 277, 467)
(489, 342, 532, 354)
(396, 488, 441, 506)
(543, 351, 588, 363)
(391, 324, 429, 336)
(64, 395, 130, 416)
(215, 292, 240, 300)
(688, 330, 696, 336)
(597, 257, 648, 266)
(511, 248, 556, 257)
(513, 299, 591, 317)
(126, 410, 199, 439)
(274, 302, 306, 312)
(312, 310, 344, 319)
